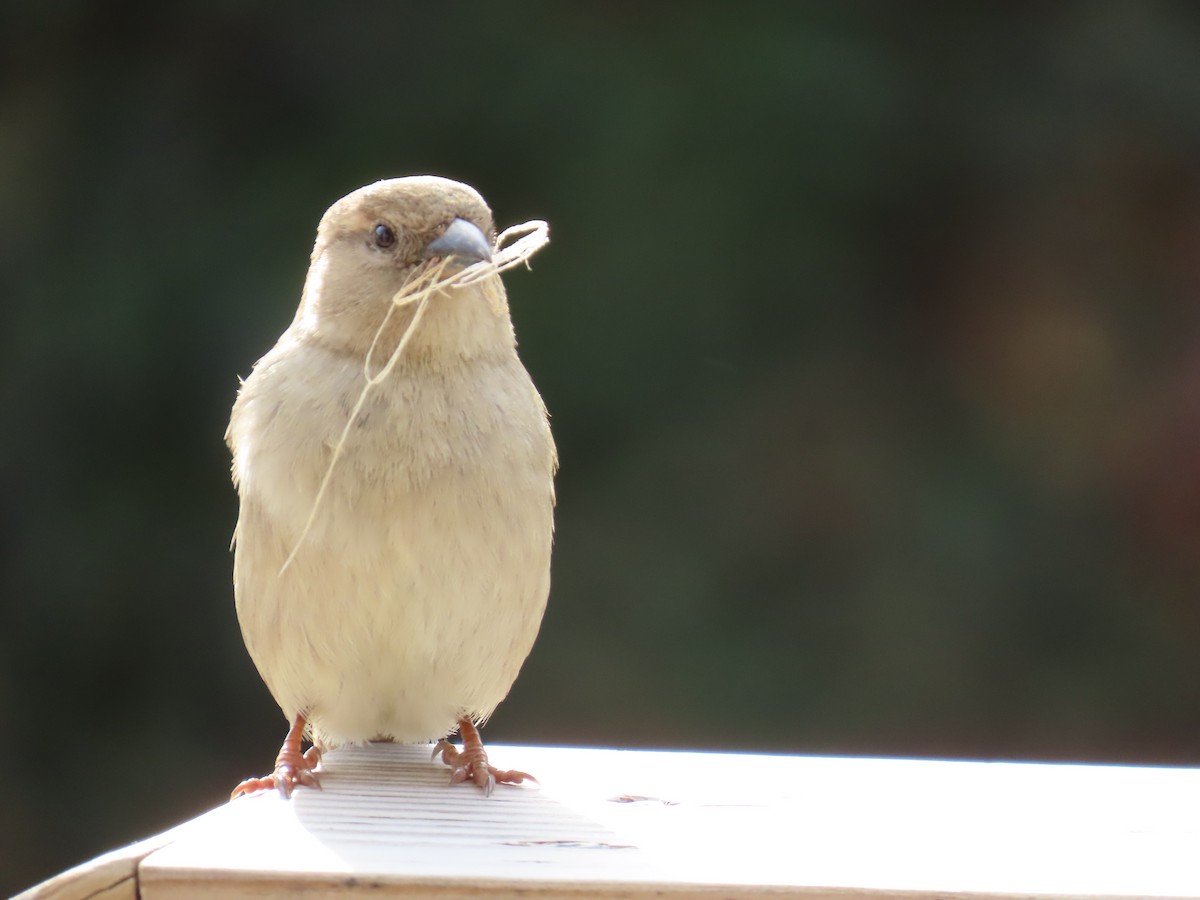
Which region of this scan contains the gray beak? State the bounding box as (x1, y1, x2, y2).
(423, 218, 492, 266)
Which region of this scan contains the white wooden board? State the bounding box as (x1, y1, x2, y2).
(20, 744, 1200, 898)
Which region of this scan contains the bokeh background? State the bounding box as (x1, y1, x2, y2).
(6, 1, 1200, 892)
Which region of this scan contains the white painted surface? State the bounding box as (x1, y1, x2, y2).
(46, 744, 1200, 898)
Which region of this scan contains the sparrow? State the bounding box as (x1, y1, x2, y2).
(225, 176, 556, 797)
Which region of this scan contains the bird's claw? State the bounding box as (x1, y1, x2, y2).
(232, 728, 322, 800)
(433, 733, 536, 797)
(230, 767, 318, 800)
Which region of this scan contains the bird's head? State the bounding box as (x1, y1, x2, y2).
(292, 176, 513, 361)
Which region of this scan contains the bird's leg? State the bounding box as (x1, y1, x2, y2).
(432, 718, 536, 796)
(231, 712, 322, 799)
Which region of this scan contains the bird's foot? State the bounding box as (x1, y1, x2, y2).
(231, 713, 322, 799)
(432, 718, 536, 796)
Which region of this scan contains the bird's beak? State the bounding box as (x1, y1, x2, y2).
(423, 218, 492, 268)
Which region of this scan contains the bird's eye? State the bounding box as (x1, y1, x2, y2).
(373, 223, 396, 249)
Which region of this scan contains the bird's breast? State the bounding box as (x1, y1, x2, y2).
(233, 343, 554, 549)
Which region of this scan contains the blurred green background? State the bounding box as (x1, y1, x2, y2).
(6, 1, 1200, 893)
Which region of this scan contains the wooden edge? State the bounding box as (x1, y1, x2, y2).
(13, 821, 195, 900)
(136, 868, 914, 900)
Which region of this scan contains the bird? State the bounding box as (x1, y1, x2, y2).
(225, 176, 556, 798)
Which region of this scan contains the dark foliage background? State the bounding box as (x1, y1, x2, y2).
(5, 2, 1200, 893)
